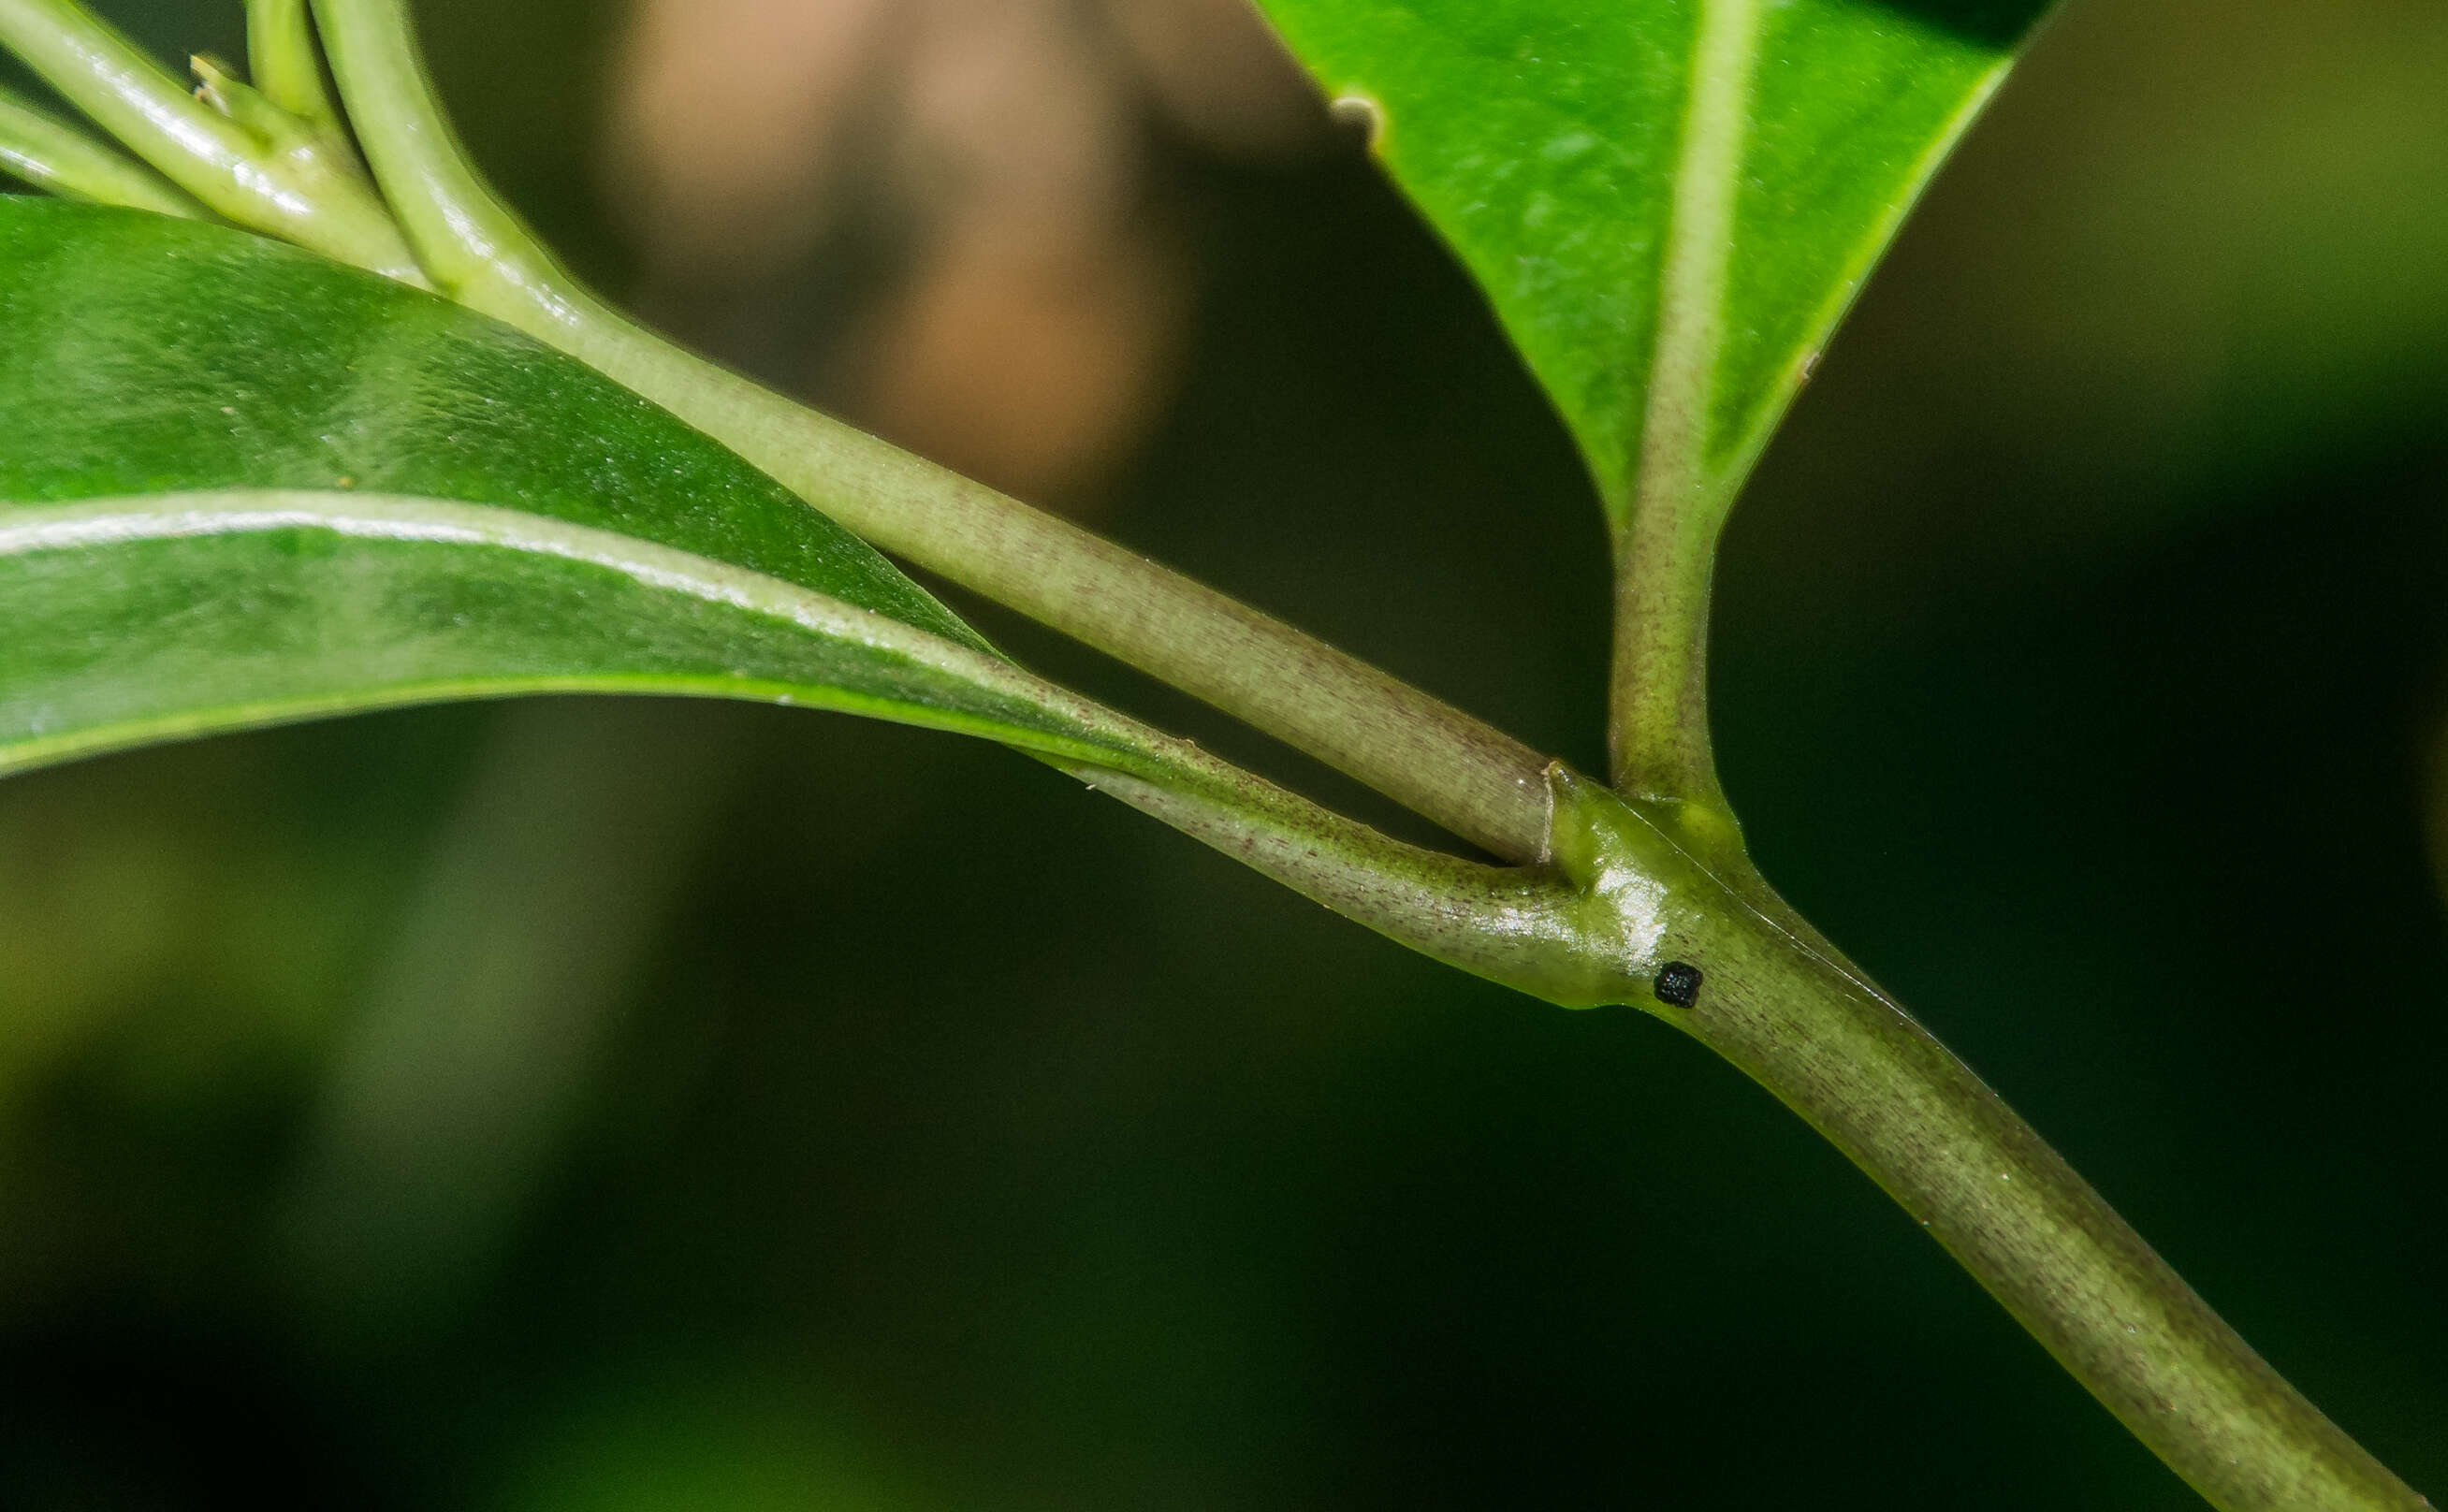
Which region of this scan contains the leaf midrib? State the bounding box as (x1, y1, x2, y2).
(1633, 0, 1762, 523)
(0, 488, 1145, 763)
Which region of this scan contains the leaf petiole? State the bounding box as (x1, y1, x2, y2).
(0, 6, 2428, 1504)
(243, 0, 344, 139)
(306, 0, 1560, 864)
(0, 82, 206, 216)
(0, 0, 420, 280)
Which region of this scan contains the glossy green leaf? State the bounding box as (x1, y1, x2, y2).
(1253, 0, 2051, 522)
(0, 198, 1163, 778)
(0, 487, 1180, 776)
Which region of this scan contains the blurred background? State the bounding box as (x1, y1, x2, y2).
(0, 0, 2443, 1505)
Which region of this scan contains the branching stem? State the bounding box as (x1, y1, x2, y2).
(0, 4, 2428, 1505)
(309, 0, 1557, 864)
(0, 83, 204, 215)
(0, 0, 419, 280)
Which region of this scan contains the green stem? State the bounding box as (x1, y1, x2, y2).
(0, 83, 206, 216)
(1609, 477, 1739, 842)
(615, 352, 1560, 864)
(309, 0, 1555, 864)
(245, 0, 344, 138)
(1610, 0, 1759, 820)
(0, 0, 419, 281)
(1711, 952, 2431, 1509)
(1553, 777, 2433, 1512)
(115, 7, 2435, 1502)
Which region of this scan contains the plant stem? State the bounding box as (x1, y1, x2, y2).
(0, 0, 419, 281)
(1611, 0, 1759, 818)
(309, 0, 1556, 864)
(0, 84, 205, 216)
(1609, 477, 1738, 827)
(245, 0, 344, 138)
(211, 7, 2440, 1500)
(1549, 772, 2432, 1511)
(608, 347, 1559, 864)
(1706, 954, 2431, 1509)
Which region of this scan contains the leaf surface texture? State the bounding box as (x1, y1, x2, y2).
(1255, 0, 2050, 518)
(0, 201, 1162, 777)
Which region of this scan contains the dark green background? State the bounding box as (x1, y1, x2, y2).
(0, 0, 2441, 1506)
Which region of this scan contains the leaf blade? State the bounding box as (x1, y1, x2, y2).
(0, 489, 1151, 778)
(0, 175, 1628, 1013)
(1707, 1, 2021, 478)
(1254, 0, 2047, 520)
(0, 197, 980, 648)
(0, 200, 1165, 777)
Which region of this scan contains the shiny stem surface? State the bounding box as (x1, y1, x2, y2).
(245, 0, 345, 136)
(0, 0, 418, 279)
(92, 7, 2441, 1503)
(1591, 781, 2435, 1512)
(312, 0, 1556, 863)
(0, 82, 204, 214)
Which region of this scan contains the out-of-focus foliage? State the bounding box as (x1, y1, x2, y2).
(0, 1, 2441, 1508)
